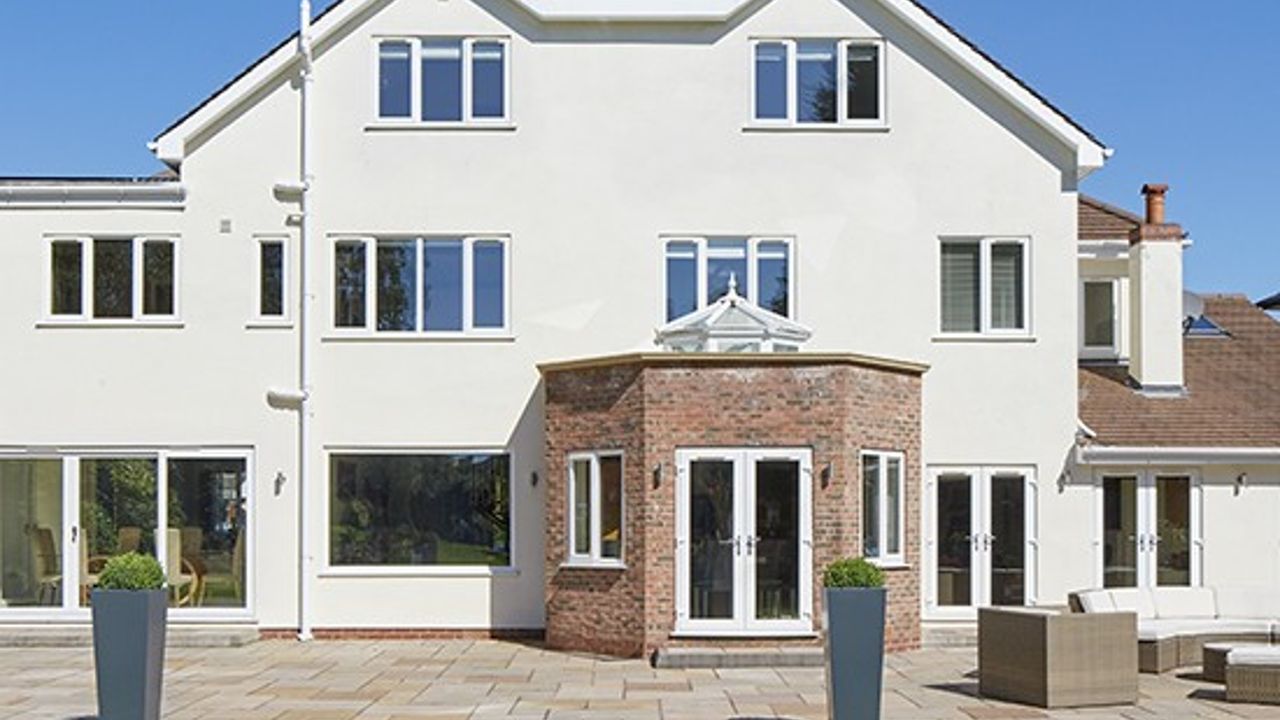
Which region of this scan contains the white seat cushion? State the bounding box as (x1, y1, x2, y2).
(1214, 587, 1280, 620)
(1111, 588, 1157, 620)
(1228, 647, 1280, 667)
(1137, 618, 1273, 641)
(1077, 590, 1117, 613)
(1154, 587, 1217, 619)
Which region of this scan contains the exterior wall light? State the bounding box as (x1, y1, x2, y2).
(820, 462, 832, 488)
(530, 471, 540, 487)
(652, 463, 662, 489)
(1236, 472, 1248, 495)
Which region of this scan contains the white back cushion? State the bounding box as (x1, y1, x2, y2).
(1109, 588, 1156, 619)
(1154, 587, 1217, 619)
(1078, 590, 1116, 613)
(1215, 587, 1280, 619)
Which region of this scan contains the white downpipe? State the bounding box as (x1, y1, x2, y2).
(297, 0, 316, 643)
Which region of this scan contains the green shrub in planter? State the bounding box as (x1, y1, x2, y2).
(823, 556, 884, 589)
(92, 552, 167, 720)
(97, 553, 164, 591)
(823, 557, 886, 720)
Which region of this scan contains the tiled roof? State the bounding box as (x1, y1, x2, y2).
(1079, 195, 1141, 241)
(1079, 296, 1280, 447)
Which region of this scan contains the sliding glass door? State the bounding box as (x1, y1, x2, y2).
(0, 452, 250, 618)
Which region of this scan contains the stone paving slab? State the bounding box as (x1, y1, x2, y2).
(0, 640, 1278, 718)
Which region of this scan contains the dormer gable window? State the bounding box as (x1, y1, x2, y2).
(377, 37, 509, 124)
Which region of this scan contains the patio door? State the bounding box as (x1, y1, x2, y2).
(675, 449, 813, 635)
(927, 468, 1036, 620)
(1101, 472, 1199, 588)
(0, 452, 250, 618)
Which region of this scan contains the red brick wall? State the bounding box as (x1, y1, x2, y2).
(543, 357, 922, 658)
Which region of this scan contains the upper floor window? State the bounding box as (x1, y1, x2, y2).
(333, 235, 508, 334)
(1081, 279, 1118, 355)
(377, 37, 508, 123)
(48, 236, 177, 321)
(940, 237, 1028, 335)
(664, 237, 792, 322)
(567, 452, 624, 567)
(752, 39, 883, 126)
(254, 236, 287, 322)
(862, 451, 904, 565)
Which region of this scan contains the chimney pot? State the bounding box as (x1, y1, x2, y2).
(1141, 183, 1169, 224)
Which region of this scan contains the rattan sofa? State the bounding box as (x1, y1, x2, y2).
(1071, 587, 1278, 673)
(978, 607, 1138, 708)
(1225, 646, 1280, 704)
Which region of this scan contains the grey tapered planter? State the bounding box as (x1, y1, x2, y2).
(92, 589, 167, 720)
(824, 587, 886, 720)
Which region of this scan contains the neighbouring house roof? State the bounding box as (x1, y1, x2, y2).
(1078, 296, 1280, 448)
(1078, 194, 1142, 241)
(1259, 291, 1280, 310)
(151, 0, 1107, 172)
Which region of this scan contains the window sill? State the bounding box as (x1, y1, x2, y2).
(365, 122, 517, 133)
(322, 332, 516, 343)
(670, 629, 817, 639)
(559, 561, 627, 571)
(742, 123, 889, 133)
(931, 333, 1036, 344)
(319, 565, 520, 579)
(36, 319, 185, 330)
(868, 560, 911, 571)
(246, 320, 293, 330)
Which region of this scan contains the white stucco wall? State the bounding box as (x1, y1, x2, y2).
(0, 0, 1100, 629)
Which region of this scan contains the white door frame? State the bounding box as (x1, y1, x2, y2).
(0, 448, 254, 622)
(1093, 467, 1202, 589)
(924, 466, 1037, 621)
(674, 447, 813, 636)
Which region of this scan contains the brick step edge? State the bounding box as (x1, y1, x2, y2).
(653, 647, 825, 669)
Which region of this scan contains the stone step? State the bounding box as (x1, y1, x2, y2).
(0, 624, 260, 648)
(653, 646, 825, 669)
(922, 622, 977, 648)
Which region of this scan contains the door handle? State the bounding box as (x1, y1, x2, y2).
(746, 536, 757, 555)
(71, 526, 78, 543)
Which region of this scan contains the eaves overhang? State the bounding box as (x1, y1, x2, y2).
(1077, 445, 1280, 466)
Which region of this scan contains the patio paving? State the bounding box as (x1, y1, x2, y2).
(0, 639, 1276, 719)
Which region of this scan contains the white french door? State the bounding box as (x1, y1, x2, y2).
(926, 467, 1037, 621)
(1099, 471, 1200, 589)
(675, 448, 813, 635)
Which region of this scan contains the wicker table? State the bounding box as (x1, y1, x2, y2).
(1204, 643, 1270, 683)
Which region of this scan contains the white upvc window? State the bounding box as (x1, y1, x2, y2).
(567, 452, 624, 567)
(1080, 278, 1119, 357)
(861, 450, 905, 565)
(939, 236, 1030, 336)
(331, 235, 509, 335)
(46, 236, 179, 323)
(254, 236, 289, 323)
(663, 236, 794, 322)
(376, 37, 510, 124)
(750, 38, 885, 127)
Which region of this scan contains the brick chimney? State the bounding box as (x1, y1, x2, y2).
(1128, 183, 1185, 395)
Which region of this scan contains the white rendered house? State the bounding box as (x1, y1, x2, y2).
(0, 0, 1274, 654)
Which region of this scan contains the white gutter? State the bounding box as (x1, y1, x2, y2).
(1077, 445, 1280, 466)
(296, 0, 316, 643)
(0, 183, 185, 208)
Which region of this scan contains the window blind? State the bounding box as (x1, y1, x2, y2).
(941, 242, 980, 332)
(990, 243, 1024, 330)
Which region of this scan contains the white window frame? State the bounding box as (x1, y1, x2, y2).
(1079, 277, 1119, 358)
(748, 38, 887, 128)
(373, 36, 511, 126)
(319, 446, 518, 578)
(937, 236, 1031, 337)
(0, 447, 254, 622)
(44, 235, 180, 324)
(860, 450, 906, 567)
(251, 235, 290, 326)
(565, 451, 626, 568)
(660, 236, 796, 322)
(329, 235, 510, 337)
(1090, 467, 1203, 590)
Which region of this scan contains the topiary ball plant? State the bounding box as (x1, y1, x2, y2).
(97, 552, 165, 591)
(823, 556, 885, 589)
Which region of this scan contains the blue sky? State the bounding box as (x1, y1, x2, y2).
(0, 1, 1275, 298)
